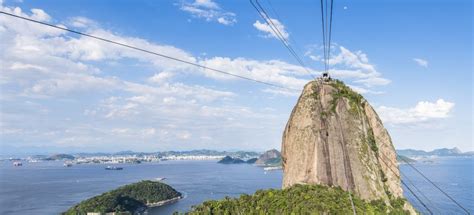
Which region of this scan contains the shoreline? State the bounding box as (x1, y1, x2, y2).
(135, 196, 183, 214)
(147, 196, 183, 208)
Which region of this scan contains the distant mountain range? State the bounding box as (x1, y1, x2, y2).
(69, 149, 261, 158)
(217, 149, 282, 166)
(8, 148, 473, 160)
(26, 150, 260, 160)
(396, 147, 473, 157)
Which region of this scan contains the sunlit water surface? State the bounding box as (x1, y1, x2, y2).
(0, 157, 472, 214)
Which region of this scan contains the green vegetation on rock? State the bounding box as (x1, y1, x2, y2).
(367, 127, 379, 154)
(329, 79, 364, 114)
(185, 184, 410, 215)
(64, 180, 181, 215)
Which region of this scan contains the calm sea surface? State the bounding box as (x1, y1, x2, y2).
(0, 157, 472, 214)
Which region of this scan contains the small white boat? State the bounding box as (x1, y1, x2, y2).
(13, 162, 22, 166)
(264, 166, 282, 171)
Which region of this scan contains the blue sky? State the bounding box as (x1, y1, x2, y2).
(0, 0, 472, 154)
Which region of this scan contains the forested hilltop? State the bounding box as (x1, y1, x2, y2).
(185, 184, 409, 214)
(64, 180, 181, 215)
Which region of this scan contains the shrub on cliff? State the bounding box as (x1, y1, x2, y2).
(185, 184, 410, 214)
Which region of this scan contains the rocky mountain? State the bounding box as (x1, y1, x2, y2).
(255, 149, 282, 166)
(281, 79, 414, 213)
(397, 147, 470, 157)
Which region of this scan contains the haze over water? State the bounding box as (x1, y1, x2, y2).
(0, 157, 472, 214)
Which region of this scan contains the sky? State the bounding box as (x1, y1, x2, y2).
(0, 0, 472, 154)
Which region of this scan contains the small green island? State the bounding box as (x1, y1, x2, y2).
(217, 156, 246, 164)
(64, 180, 182, 215)
(185, 184, 409, 214)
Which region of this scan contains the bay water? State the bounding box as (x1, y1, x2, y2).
(0, 157, 472, 214)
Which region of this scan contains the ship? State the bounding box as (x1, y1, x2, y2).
(105, 166, 123, 170)
(263, 166, 282, 171)
(64, 163, 73, 167)
(13, 161, 22, 166)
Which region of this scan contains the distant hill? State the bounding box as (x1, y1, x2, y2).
(396, 155, 416, 163)
(156, 149, 259, 159)
(218, 156, 246, 164)
(246, 158, 258, 164)
(64, 180, 181, 214)
(45, 154, 75, 160)
(71, 150, 260, 159)
(255, 149, 281, 166)
(397, 147, 472, 157)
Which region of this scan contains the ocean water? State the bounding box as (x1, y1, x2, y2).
(0, 157, 472, 215)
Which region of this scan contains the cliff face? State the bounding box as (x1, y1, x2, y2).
(281, 79, 404, 203)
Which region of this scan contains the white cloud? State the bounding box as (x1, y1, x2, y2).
(347, 84, 383, 95)
(329, 46, 376, 73)
(193, 0, 219, 9)
(377, 99, 455, 125)
(68, 16, 97, 29)
(253, 18, 289, 40)
(25, 74, 119, 97)
(308, 55, 322, 61)
(413, 58, 428, 67)
(198, 57, 310, 90)
(149, 71, 174, 83)
(177, 131, 192, 140)
(217, 17, 233, 25)
(179, 0, 236, 25)
(326, 46, 390, 87)
(262, 88, 300, 97)
(0, 2, 307, 152)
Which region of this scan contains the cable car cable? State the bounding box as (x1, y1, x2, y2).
(0, 11, 300, 92)
(250, 0, 316, 79)
(398, 155, 470, 214)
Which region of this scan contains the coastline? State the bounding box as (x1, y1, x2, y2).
(135, 196, 183, 214)
(147, 196, 183, 208)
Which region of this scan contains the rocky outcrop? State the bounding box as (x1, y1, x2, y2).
(255, 149, 282, 166)
(281, 79, 413, 211)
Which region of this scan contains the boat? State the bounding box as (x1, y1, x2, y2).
(155, 177, 166, 181)
(64, 163, 73, 167)
(263, 166, 282, 171)
(13, 161, 22, 166)
(105, 166, 123, 170)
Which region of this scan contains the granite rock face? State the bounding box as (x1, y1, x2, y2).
(281, 79, 408, 206)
